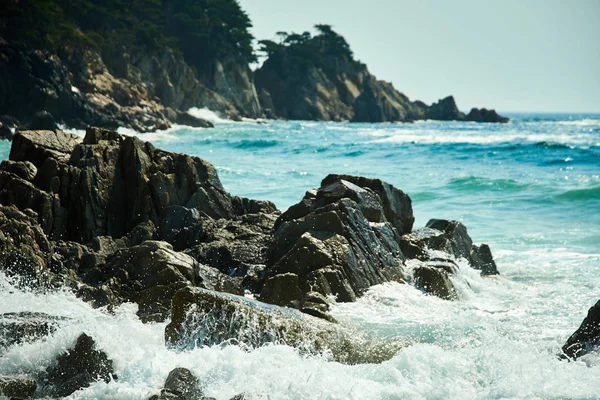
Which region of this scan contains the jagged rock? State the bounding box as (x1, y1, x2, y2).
(0, 160, 37, 181)
(0, 375, 36, 399)
(0, 205, 51, 285)
(425, 96, 466, 121)
(30, 111, 59, 131)
(562, 300, 600, 360)
(320, 175, 414, 234)
(470, 244, 499, 276)
(98, 240, 242, 322)
(9, 129, 81, 168)
(149, 368, 205, 400)
(413, 264, 458, 300)
(165, 287, 399, 364)
(466, 108, 509, 123)
(0, 312, 68, 350)
(40, 333, 114, 398)
(264, 175, 407, 305)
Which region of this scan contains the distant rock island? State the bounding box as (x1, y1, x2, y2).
(0, 0, 507, 134)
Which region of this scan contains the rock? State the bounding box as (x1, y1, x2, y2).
(175, 111, 214, 128)
(562, 300, 600, 360)
(320, 174, 414, 234)
(99, 240, 241, 322)
(0, 312, 68, 350)
(40, 333, 114, 398)
(264, 175, 406, 306)
(259, 273, 304, 307)
(425, 96, 465, 121)
(0, 160, 37, 181)
(0, 375, 36, 399)
(152, 368, 204, 400)
(0, 124, 14, 141)
(470, 244, 499, 276)
(413, 264, 458, 300)
(425, 219, 473, 260)
(165, 287, 400, 364)
(466, 108, 509, 123)
(9, 129, 82, 168)
(0, 205, 51, 285)
(30, 111, 59, 131)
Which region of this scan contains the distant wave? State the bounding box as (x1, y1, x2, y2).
(448, 176, 530, 192)
(233, 139, 279, 149)
(554, 186, 600, 202)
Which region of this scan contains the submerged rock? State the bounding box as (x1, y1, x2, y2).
(40, 333, 114, 398)
(165, 287, 401, 364)
(562, 300, 600, 360)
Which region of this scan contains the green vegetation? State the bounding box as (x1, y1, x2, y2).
(0, 0, 255, 73)
(258, 24, 356, 72)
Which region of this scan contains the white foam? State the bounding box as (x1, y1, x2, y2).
(187, 107, 232, 125)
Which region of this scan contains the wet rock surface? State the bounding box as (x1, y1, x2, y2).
(0, 312, 68, 351)
(562, 300, 600, 360)
(39, 333, 114, 398)
(0, 375, 36, 399)
(0, 127, 501, 372)
(149, 367, 209, 400)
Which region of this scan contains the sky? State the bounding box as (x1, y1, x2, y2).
(238, 0, 600, 113)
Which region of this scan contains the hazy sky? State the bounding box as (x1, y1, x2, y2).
(238, 0, 600, 113)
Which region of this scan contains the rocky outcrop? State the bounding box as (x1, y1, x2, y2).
(255, 28, 508, 124)
(39, 333, 114, 398)
(562, 300, 600, 360)
(261, 175, 409, 307)
(165, 287, 401, 364)
(149, 367, 209, 400)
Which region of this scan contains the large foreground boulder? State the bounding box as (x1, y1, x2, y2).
(562, 300, 600, 360)
(263, 175, 409, 306)
(165, 287, 400, 364)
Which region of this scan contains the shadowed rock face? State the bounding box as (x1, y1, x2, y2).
(261, 175, 409, 306)
(40, 333, 114, 398)
(562, 300, 600, 360)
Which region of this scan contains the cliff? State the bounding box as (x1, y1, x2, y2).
(0, 3, 507, 134)
(255, 25, 508, 123)
(0, 0, 263, 132)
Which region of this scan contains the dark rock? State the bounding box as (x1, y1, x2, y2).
(0, 375, 36, 399)
(265, 175, 407, 305)
(165, 287, 398, 364)
(99, 240, 242, 322)
(425, 219, 473, 260)
(41, 333, 114, 398)
(9, 129, 81, 168)
(562, 300, 600, 360)
(259, 273, 304, 306)
(0, 312, 68, 350)
(320, 175, 414, 234)
(470, 244, 499, 276)
(425, 96, 465, 121)
(175, 111, 214, 128)
(153, 368, 204, 400)
(0, 205, 51, 285)
(0, 160, 37, 181)
(30, 111, 59, 131)
(466, 108, 509, 123)
(413, 264, 458, 301)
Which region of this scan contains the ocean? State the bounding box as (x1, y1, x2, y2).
(1, 112, 599, 399)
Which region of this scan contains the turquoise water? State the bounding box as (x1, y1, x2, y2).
(1, 113, 599, 399)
